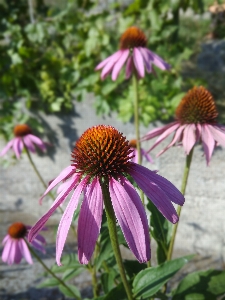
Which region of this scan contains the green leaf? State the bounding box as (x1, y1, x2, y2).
(62, 268, 83, 281)
(123, 260, 146, 280)
(101, 270, 117, 294)
(104, 282, 127, 300)
(38, 278, 59, 288)
(173, 269, 225, 300)
(59, 283, 81, 299)
(133, 255, 193, 298)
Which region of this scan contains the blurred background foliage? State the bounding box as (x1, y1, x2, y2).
(0, 0, 221, 139)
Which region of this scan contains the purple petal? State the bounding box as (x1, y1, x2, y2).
(0, 139, 14, 157)
(30, 239, 46, 253)
(141, 122, 179, 141)
(56, 177, 88, 266)
(19, 239, 33, 264)
(23, 135, 35, 153)
(109, 177, 150, 263)
(27, 134, 46, 151)
(201, 124, 216, 165)
(39, 165, 76, 203)
(2, 237, 13, 264)
(208, 125, 225, 148)
(146, 49, 170, 70)
(129, 164, 184, 223)
(182, 124, 197, 154)
(139, 47, 152, 73)
(112, 49, 129, 81)
(130, 163, 184, 206)
(12, 138, 23, 159)
(133, 48, 145, 78)
(141, 149, 153, 163)
(125, 56, 133, 79)
(100, 51, 123, 80)
(148, 122, 181, 153)
(78, 178, 103, 264)
(95, 51, 121, 70)
(29, 180, 78, 243)
(14, 241, 23, 264)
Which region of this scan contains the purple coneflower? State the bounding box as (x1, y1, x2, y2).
(29, 125, 184, 265)
(1, 222, 46, 265)
(95, 26, 170, 81)
(129, 139, 153, 164)
(142, 86, 225, 165)
(0, 124, 46, 159)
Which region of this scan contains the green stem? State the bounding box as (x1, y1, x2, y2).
(26, 240, 81, 300)
(100, 179, 133, 300)
(133, 74, 142, 165)
(167, 148, 194, 261)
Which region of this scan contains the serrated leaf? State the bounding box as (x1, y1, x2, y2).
(133, 255, 193, 298)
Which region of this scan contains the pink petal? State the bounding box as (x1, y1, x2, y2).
(14, 241, 22, 264)
(157, 125, 186, 156)
(112, 49, 129, 81)
(2, 237, 13, 264)
(78, 178, 103, 264)
(31, 240, 46, 253)
(148, 122, 181, 153)
(95, 51, 121, 70)
(141, 149, 153, 163)
(130, 163, 184, 206)
(39, 165, 75, 203)
(201, 124, 216, 165)
(146, 49, 170, 70)
(23, 135, 35, 152)
(182, 124, 197, 154)
(109, 177, 150, 262)
(27, 134, 46, 151)
(100, 51, 123, 80)
(129, 164, 183, 223)
(141, 122, 179, 141)
(208, 125, 225, 148)
(125, 56, 133, 79)
(56, 177, 88, 266)
(139, 47, 152, 73)
(29, 180, 78, 243)
(19, 239, 33, 264)
(12, 138, 23, 159)
(133, 48, 145, 78)
(0, 139, 14, 157)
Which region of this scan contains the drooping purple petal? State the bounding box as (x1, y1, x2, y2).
(95, 51, 121, 70)
(141, 122, 179, 141)
(147, 122, 181, 153)
(19, 239, 33, 264)
(133, 48, 145, 78)
(78, 178, 103, 264)
(23, 135, 35, 152)
(129, 164, 184, 223)
(201, 124, 216, 165)
(0, 139, 14, 157)
(12, 138, 23, 159)
(14, 241, 22, 264)
(2, 236, 12, 263)
(125, 56, 133, 79)
(146, 49, 170, 70)
(141, 149, 153, 163)
(27, 134, 46, 151)
(29, 180, 78, 243)
(100, 51, 123, 80)
(109, 177, 150, 263)
(30, 239, 46, 253)
(39, 165, 75, 203)
(139, 47, 152, 73)
(56, 177, 88, 266)
(208, 125, 225, 148)
(182, 124, 197, 154)
(129, 163, 184, 206)
(112, 49, 129, 81)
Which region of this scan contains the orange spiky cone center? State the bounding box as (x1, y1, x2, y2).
(8, 222, 27, 239)
(14, 124, 32, 137)
(120, 27, 147, 49)
(72, 125, 133, 178)
(175, 86, 218, 124)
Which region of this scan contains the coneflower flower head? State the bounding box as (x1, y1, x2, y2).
(95, 26, 170, 81)
(129, 139, 153, 164)
(2, 222, 46, 265)
(29, 125, 184, 265)
(0, 124, 46, 159)
(143, 86, 225, 164)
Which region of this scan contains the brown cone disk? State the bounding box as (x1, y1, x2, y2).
(14, 124, 32, 137)
(129, 139, 137, 148)
(72, 125, 133, 178)
(8, 222, 27, 239)
(175, 86, 218, 124)
(120, 27, 147, 49)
